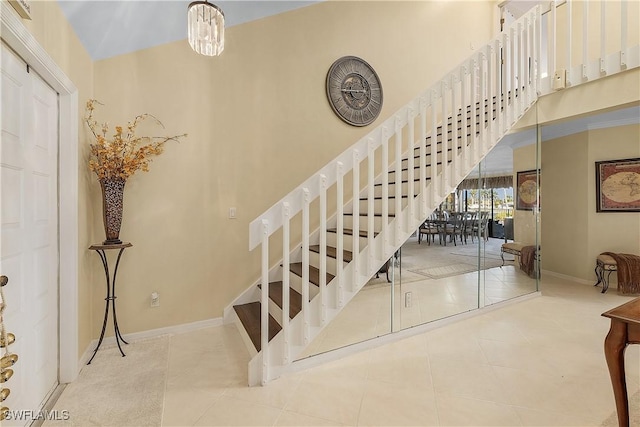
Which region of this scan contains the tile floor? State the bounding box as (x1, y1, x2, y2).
(49, 266, 639, 426)
(166, 274, 637, 426)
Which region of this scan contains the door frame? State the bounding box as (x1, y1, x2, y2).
(1, 3, 80, 383)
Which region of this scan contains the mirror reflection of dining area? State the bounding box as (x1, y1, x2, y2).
(417, 210, 490, 247)
(417, 175, 515, 247)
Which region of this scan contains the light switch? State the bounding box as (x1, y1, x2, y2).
(229, 207, 237, 219)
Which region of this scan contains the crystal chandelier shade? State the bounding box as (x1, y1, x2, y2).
(187, 1, 225, 56)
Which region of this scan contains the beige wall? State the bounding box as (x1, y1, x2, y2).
(539, 131, 588, 277)
(9, 1, 96, 357)
(513, 143, 539, 244)
(90, 1, 495, 334)
(541, 124, 640, 282)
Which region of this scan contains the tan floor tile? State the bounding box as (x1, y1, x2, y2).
(430, 358, 509, 403)
(478, 338, 558, 375)
(514, 406, 602, 426)
(162, 388, 221, 426)
(435, 394, 522, 426)
(193, 395, 281, 426)
(222, 374, 302, 409)
(284, 371, 367, 425)
(358, 379, 439, 426)
(274, 410, 342, 426)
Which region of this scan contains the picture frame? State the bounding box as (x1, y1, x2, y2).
(595, 157, 640, 212)
(516, 169, 539, 211)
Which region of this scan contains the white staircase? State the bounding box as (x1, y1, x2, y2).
(225, 1, 639, 386)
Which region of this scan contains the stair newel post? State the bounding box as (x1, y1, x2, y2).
(522, 18, 531, 106)
(581, 1, 588, 82)
(518, 21, 525, 117)
(478, 51, 486, 158)
(336, 162, 344, 308)
(527, 12, 535, 104)
(621, 0, 628, 69)
(564, 3, 571, 87)
(319, 174, 327, 325)
(440, 80, 448, 197)
(407, 107, 416, 225)
(381, 128, 390, 248)
(351, 150, 360, 292)
(367, 139, 375, 275)
(419, 97, 428, 218)
(502, 32, 509, 134)
(282, 202, 291, 365)
(494, 39, 502, 140)
(509, 27, 516, 126)
(450, 73, 458, 186)
(460, 64, 469, 173)
(533, 8, 541, 95)
(430, 90, 439, 202)
(599, 1, 606, 76)
(301, 188, 310, 344)
(486, 44, 495, 146)
(394, 116, 402, 245)
(260, 219, 270, 385)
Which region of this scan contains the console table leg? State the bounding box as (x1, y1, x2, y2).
(88, 250, 112, 364)
(112, 247, 127, 355)
(604, 321, 629, 427)
(87, 246, 130, 363)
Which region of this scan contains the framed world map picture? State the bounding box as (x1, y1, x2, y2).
(516, 169, 539, 210)
(596, 157, 640, 212)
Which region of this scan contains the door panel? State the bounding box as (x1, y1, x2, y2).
(1, 43, 59, 424)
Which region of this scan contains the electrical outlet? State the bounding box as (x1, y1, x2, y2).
(404, 291, 412, 308)
(151, 292, 160, 307)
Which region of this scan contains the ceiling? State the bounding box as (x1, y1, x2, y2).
(58, 0, 546, 62)
(57, 1, 319, 61)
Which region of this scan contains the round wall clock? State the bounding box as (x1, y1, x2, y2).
(326, 56, 383, 127)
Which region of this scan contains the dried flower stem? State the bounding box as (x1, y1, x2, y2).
(84, 99, 187, 180)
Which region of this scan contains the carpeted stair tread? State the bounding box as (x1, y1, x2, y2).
(258, 282, 302, 319)
(327, 228, 379, 238)
(309, 245, 353, 263)
(233, 302, 281, 352)
(289, 262, 335, 286)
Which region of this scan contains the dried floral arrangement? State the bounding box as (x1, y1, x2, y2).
(84, 99, 187, 180)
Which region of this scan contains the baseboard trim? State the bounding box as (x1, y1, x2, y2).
(78, 317, 223, 368)
(542, 269, 593, 285)
(284, 291, 541, 377)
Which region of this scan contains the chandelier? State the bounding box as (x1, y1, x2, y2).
(187, 1, 225, 56)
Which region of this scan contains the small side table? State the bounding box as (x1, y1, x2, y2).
(87, 242, 132, 364)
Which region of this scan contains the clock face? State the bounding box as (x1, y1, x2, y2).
(326, 56, 383, 127)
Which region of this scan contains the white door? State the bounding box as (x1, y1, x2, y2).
(1, 43, 59, 425)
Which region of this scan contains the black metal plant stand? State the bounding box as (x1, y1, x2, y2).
(87, 242, 132, 364)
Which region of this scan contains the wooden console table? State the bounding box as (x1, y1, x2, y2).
(602, 297, 640, 427)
